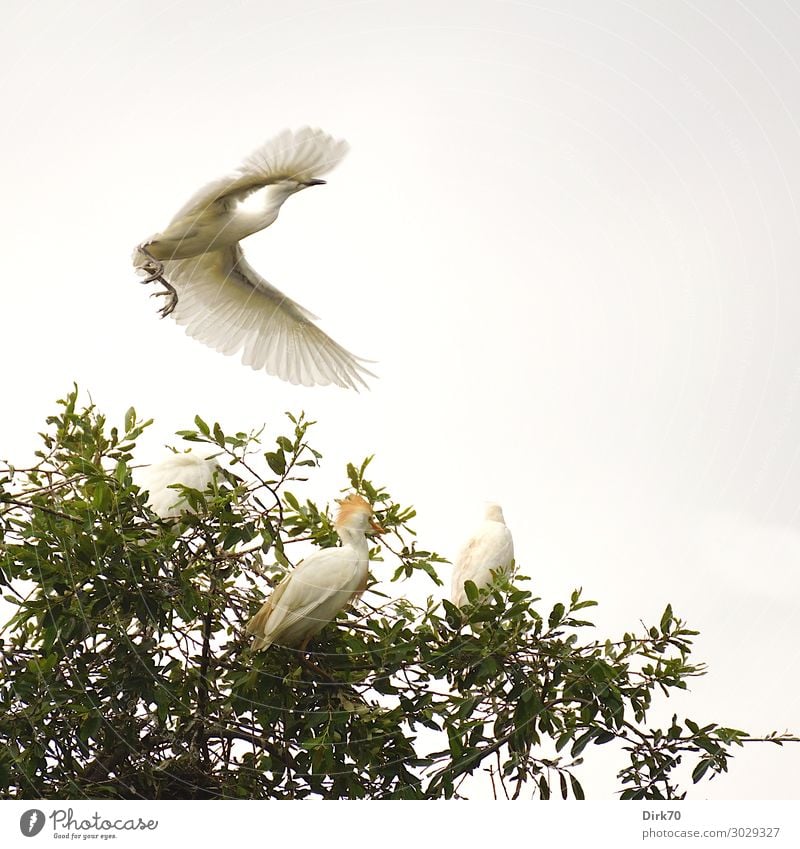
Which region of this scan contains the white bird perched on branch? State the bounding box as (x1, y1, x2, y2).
(451, 503, 514, 607)
(133, 128, 374, 390)
(246, 494, 385, 651)
(137, 451, 220, 520)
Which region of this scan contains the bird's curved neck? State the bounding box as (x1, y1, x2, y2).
(230, 185, 295, 240)
(264, 183, 298, 209)
(338, 527, 369, 555)
(230, 208, 279, 241)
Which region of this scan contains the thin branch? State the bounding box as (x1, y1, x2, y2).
(206, 727, 293, 770)
(0, 496, 81, 522)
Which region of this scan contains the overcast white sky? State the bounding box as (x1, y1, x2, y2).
(1, 0, 799, 800)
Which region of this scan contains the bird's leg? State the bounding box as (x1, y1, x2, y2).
(135, 244, 179, 318)
(150, 280, 179, 318)
(135, 244, 165, 283)
(299, 654, 337, 684)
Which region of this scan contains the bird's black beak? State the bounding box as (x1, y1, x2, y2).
(303, 179, 326, 187)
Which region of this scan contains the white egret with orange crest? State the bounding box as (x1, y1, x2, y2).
(247, 494, 385, 651)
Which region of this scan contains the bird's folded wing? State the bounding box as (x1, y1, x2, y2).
(246, 550, 361, 641)
(171, 127, 350, 219)
(165, 245, 374, 389)
(453, 527, 514, 587)
(245, 577, 291, 640)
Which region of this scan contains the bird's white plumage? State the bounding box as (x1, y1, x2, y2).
(134, 127, 374, 390)
(247, 494, 382, 650)
(450, 503, 514, 607)
(171, 127, 350, 221)
(162, 246, 371, 388)
(247, 547, 366, 649)
(137, 451, 220, 520)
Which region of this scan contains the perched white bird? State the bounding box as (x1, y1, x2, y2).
(451, 503, 514, 607)
(246, 494, 384, 651)
(133, 127, 374, 390)
(138, 451, 220, 520)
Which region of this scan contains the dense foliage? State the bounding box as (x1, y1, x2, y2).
(0, 388, 794, 799)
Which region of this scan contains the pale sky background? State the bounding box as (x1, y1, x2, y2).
(1, 0, 799, 800)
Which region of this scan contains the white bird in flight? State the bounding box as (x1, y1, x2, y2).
(137, 451, 220, 520)
(246, 494, 385, 651)
(133, 127, 374, 390)
(450, 503, 514, 607)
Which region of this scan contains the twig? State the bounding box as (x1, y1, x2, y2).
(0, 496, 81, 522)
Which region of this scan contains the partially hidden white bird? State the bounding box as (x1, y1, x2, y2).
(450, 503, 514, 607)
(246, 494, 385, 651)
(138, 451, 221, 520)
(133, 127, 374, 390)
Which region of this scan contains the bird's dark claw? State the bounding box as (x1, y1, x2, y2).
(135, 245, 178, 318)
(150, 284, 179, 318)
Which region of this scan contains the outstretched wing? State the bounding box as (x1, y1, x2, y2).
(171, 127, 349, 221)
(163, 244, 375, 390)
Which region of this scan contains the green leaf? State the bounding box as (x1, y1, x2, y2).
(92, 482, 112, 511)
(78, 715, 102, 744)
(593, 730, 616, 745)
(548, 602, 565, 629)
(660, 603, 674, 635)
(571, 729, 596, 758)
(266, 451, 286, 476)
(692, 759, 711, 783)
(463, 580, 479, 605)
(555, 730, 573, 752)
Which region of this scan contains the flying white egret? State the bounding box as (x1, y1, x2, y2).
(450, 503, 514, 607)
(133, 127, 374, 390)
(246, 494, 385, 651)
(137, 451, 221, 520)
